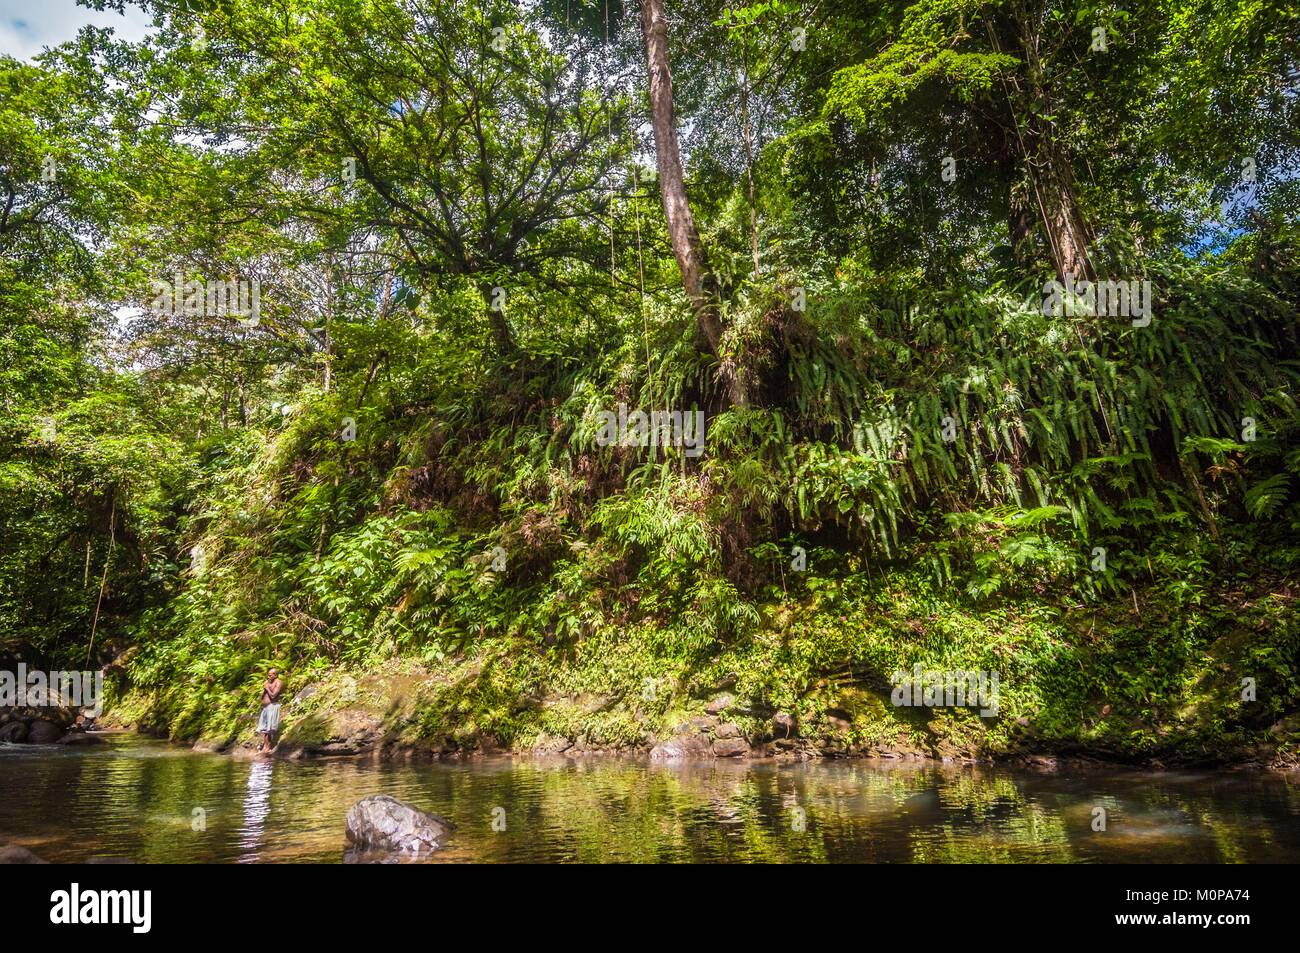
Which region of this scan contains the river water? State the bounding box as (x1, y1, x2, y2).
(1, 732, 1297, 862)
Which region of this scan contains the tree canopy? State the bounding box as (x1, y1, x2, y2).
(1, 0, 1298, 762)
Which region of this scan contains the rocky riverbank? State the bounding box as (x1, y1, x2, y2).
(101, 658, 1300, 771)
(0, 705, 101, 747)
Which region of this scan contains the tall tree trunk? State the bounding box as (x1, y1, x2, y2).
(481, 284, 516, 356)
(323, 262, 335, 392)
(639, 0, 744, 406)
(1034, 135, 1092, 280)
(739, 39, 761, 283)
(1014, 10, 1092, 280)
(992, 8, 1093, 280)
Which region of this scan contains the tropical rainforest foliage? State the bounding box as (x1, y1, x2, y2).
(2, 0, 1298, 761)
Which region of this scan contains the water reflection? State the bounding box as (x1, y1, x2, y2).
(1, 734, 1298, 863)
(238, 759, 274, 862)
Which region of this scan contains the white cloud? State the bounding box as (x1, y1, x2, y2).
(0, 0, 154, 60)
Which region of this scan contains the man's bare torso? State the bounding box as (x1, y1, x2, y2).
(261, 678, 283, 705)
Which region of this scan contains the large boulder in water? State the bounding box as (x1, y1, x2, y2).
(649, 732, 714, 761)
(25, 720, 63, 744)
(345, 795, 455, 854)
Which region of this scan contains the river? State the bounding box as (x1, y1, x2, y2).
(2, 732, 1298, 862)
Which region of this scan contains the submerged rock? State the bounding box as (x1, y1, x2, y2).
(0, 844, 48, 864)
(56, 731, 102, 746)
(345, 794, 455, 854)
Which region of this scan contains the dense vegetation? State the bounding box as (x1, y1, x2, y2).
(3, 0, 1298, 763)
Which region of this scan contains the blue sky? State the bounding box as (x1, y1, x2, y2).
(0, 0, 152, 60)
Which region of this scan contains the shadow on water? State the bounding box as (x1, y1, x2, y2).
(1, 733, 1298, 863)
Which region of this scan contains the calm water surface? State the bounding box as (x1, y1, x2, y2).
(2, 733, 1298, 862)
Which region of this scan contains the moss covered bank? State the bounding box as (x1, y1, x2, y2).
(105, 567, 1300, 770)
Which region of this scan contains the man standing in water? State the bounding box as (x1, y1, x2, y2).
(257, 668, 284, 753)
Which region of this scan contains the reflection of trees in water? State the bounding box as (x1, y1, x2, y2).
(11, 738, 1300, 862)
(0, 739, 262, 862)
(528, 760, 743, 862)
(910, 809, 1076, 863)
(369, 759, 1069, 862)
(808, 764, 1062, 862)
(936, 771, 1022, 816)
(1188, 784, 1300, 864)
(1084, 774, 1300, 863)
(679, 766, 831, 863)
(1197, 789, 1300, 864)
(459, 760, 1038, 863)
(398, 759, 834, 862)
(128, 750, 251, 863)
(254, 756, 1300, 863)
